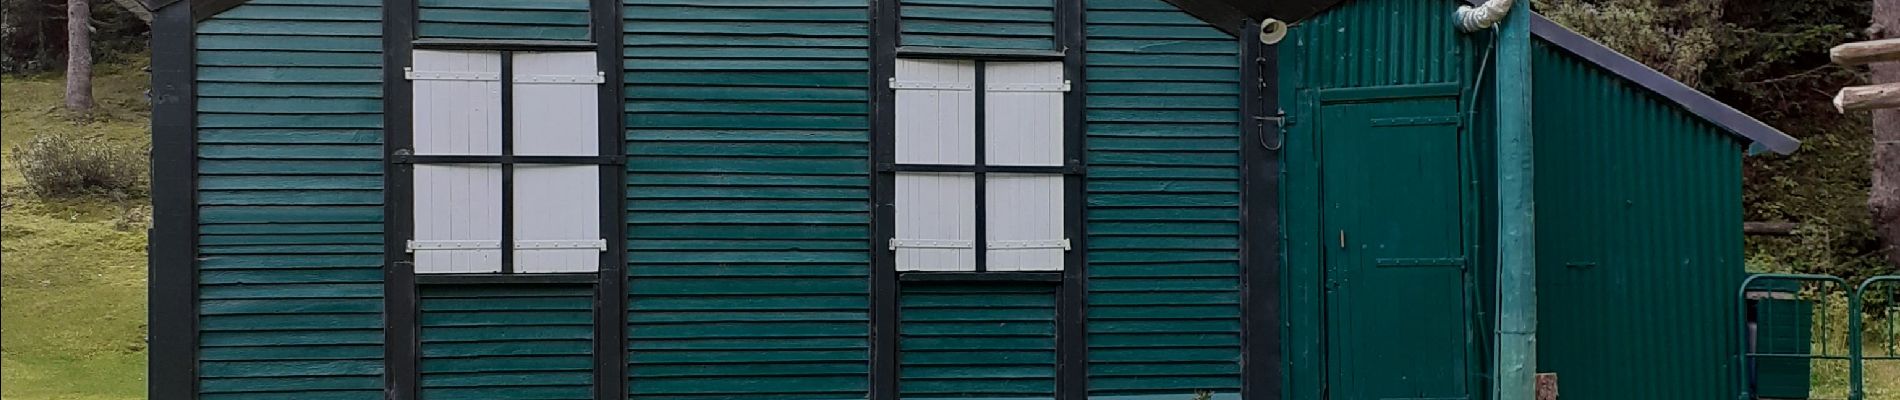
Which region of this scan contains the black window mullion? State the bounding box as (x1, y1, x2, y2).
(499, 50, 515, 274)
(974, 60, 987, 272)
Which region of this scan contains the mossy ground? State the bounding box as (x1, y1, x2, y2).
(2, 62, 152, 400)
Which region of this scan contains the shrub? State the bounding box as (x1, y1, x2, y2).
(9, 130, 147, 198)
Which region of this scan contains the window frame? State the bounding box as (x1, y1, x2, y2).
(395, 46, 622, 277)
(880, 57, 1082, 275)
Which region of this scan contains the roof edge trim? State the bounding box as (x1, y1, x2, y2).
(1155, 0, 1248, 37)
(1527, 15, 1799, 154)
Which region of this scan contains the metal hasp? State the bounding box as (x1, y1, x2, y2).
(1489, 0, 1537, 400)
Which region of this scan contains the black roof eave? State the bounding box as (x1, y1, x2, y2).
(151, 0, 1799, 153)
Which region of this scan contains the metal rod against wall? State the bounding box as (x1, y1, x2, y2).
(1491, 0, 1537, 399)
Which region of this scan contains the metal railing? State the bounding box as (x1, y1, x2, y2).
(1737, 274, 1900, 400)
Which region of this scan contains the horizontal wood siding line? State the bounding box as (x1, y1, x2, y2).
(621, 0, 872, 399)
(1084, 0, 1242, 396)
(418, 284, 595, 400)
(898, 283, 1058, 399)
(194, 0, 386, 398)
(418, 0, 590, 41)
(900, 0, 1056, 51)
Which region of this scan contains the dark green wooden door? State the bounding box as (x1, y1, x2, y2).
(1319, 97, 1472, 400)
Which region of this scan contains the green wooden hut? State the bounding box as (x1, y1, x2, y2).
(145, 0, 1799, 398)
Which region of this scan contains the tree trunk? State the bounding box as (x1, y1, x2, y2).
(1874, 0, 1900, 273)
(63, 0, 92, 116)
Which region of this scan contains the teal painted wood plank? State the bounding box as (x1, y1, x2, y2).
(200, 389, 383, 400)
(201, 313, 384, 331)
(627, 264, 867, 276)
(628, 295, 869, 311)
(420, 341, 593, 357)
(200, 376, 384, 393)
(628, 129, 866, 143)
(200, 345, 385, 361)
(199, 129, 382, 144)
(418, 22, 589, 41)
(199, 51, 382, 67)
(199, 82, 382, 98)
(200, 283, 383, 299)
(420, 0, 585, 10)
(626, 33, 865, 48)
(198, 20, 381, 36)
(421, 371, 591, 387)
(628, 278, 866, 295)
(627, 322, 868, 339)
(419, 386, 593, 400)
(200, 331, 384, 347)
(628, 363, 866, 378)
(622, 21, 866, 36)
(1087, 333, 1241, 348)
(200, 160, 384, 175)
(199, 206, 383, 224)
(198, 254, 385, 269)
(628, 6, 865, 21)
(624, 376, 868, 395)
(628, 337, 867, 351)
(627, 85, 865, 101)
(198, 66, 382, 83)
(421, 356, 595, 373)
(419, 8, 589, 25)
(628, 199, 866, 212)
(211, 5, 381, 21)
(201, 268, 383, 284)
(200, 360, 383, 377)
(904, 5, 1051, 22)
(201, 298, 383, 315)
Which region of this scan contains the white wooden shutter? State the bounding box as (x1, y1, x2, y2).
(511, 51, 604, 273)
(894, 173, 977, 271)
(893, 59, 979, 271)
(894, 59, 976, 165)
(984, 62, 1066, 167)
(986, 174, 1065, 271)
(983, 62, 1067, 271)
(410, 50, 504, 273)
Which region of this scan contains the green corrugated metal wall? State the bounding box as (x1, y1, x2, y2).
(620, 0, 873, 399)
(1280, 1, 1476, 399)
(417, 0, 590, 41)
(899, 0, 1056, 51)
(419, 284, 595, 399)
(1083, 0, 1243, 397)
(1531, 40, 1745, 400)
(1282, 1, 1749, 399)
(194, 0, 387, 398)
(898, 283, 1059, 399)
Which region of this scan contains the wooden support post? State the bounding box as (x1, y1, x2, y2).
(1536, 373, 1558, 400)
(1744, 221, 1800, 236)
(1833, 38, 1900, 65)
(1835, 83, 1900, 112)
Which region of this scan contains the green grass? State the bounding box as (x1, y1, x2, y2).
(1, 62, 152, 400)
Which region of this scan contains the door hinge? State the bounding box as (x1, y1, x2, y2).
(1338, 230, 1346, 249)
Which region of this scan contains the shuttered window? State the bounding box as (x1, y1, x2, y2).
(407, 49, 608, 274)
(890, 59, 1071, 272)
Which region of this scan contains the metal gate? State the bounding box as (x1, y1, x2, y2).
(1738, 274, 1900, 400)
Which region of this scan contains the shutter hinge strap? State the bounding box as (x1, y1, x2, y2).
(890, 239, 975, 250)
(988, 239, 1071, 251)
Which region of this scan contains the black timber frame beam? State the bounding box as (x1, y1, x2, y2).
(149, 0, 199, 399)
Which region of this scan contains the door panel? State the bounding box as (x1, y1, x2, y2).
(1320, 97, 1471, 400)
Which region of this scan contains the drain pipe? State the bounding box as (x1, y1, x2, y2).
(1457, 0, 1517, 32)
(1461, 0, 1537, 400)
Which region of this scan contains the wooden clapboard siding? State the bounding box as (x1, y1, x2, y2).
(194, 0, 386, 398)
(898, 283, 1058, 399)
(418, 284, 595, 400)
(1083, 0, 1244, 397)
(621, 0, 873, 399)
(900, 0, 1056, 51)
(418, 0, 590, 41)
